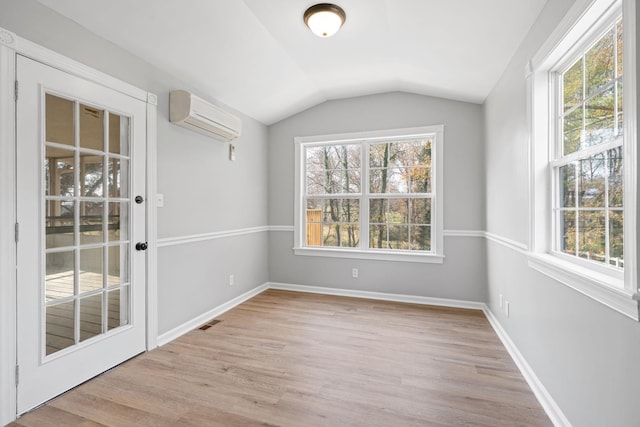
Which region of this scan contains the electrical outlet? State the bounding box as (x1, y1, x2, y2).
(229, 274, 234, 286)
(499, 294, 503, 308)
(505, 300, 510, 318)
(352, 268, 358, 278)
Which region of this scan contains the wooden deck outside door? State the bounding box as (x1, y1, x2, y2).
(16, 55, 147, 414)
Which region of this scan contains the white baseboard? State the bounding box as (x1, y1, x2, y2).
(268, 282, 486, 310)
(482, 307, 572, 427)
(156, 283, 269, 346)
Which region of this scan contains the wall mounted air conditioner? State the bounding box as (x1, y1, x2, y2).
(169, 90, 241, 142)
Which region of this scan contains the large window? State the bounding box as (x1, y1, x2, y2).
(294, 126, 444, 263)
(529, 0, 638, 319)
(554, 18, 624, 270)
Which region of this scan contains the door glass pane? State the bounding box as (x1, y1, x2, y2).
(108, 244, 129, 286)
(109, 113, 129, 156)
(46, 301, 75, 355)
(46, 201, 75, 249)
(79, 104, 104, 151)
(109, 158, 129, 197)
(108, 286, 129, 330)
(108, 201, 129, 242)
(80, 201, 103, 244)
(45, 147, 75, 197)
(79, 294, 103, 342)
(81, 155, 104, 197)
(79, 248, 103, 294)
(46, 251, 75, 301)
(45, 94, 74, 146)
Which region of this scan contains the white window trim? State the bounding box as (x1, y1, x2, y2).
(527, 0, 639, 320)
(293, 125, 444, 264)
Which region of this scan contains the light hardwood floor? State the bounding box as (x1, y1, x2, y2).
(10, 289, 552, 426)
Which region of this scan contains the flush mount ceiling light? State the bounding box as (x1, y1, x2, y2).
(304, 3, 346, 38)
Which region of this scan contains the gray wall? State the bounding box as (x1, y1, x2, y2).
(268, 92, 487, 301)
(484, 0, 640, 425)
(0, 0, 270, 336)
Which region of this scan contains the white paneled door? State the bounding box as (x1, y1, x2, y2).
(16, 55, 147, 414)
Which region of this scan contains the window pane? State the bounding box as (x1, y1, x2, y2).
(578, 211, 605, 264)
(387, 199, 409, 224)
(306, 145, 360, 195)
(387, 168, 408, 193)
(609, 210, 623, 268)
(584, 84, 615, 148)
(560, 210, 576, 255)
(388, 225, 409, 250)
(409, 167, 431, 193)
(306, 199, 359, 247)
(585, 28, 614, 98)
(559, 164, 576, 208)
(563, 107, 583, 156)
(608, 147, 623, 207)
(369, 225, 388, 249)
(410, 226, 431, 251)
(411, 198, 432, 225)
(579, 154, 606, 208)
(563, 58, 583, 110)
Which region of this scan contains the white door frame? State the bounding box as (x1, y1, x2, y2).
(0, 26, 158, 425)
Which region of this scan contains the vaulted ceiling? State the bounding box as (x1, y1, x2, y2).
(36, 0, 548, 124)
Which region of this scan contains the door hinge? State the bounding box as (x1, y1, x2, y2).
(14, 222, 19, 243)
(15, 365, 19, 386)
(14, 80, 18, 102)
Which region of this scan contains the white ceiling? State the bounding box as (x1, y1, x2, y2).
(36, 0, 548, 125)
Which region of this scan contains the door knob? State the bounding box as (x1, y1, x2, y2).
(135, 195, 144, 204)
(135, 242, 148, 251)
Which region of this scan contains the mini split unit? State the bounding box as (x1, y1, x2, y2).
(169, 90, 241, 142)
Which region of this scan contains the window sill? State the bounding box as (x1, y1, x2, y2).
(293, 247, 445, 264)
(527, 253, 638, 320)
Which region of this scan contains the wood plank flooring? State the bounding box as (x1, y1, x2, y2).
(10, 289, 552, 426)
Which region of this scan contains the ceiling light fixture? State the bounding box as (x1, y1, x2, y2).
(304, 3, 346, 38)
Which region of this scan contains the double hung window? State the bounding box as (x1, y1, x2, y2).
(529, 0, 638, 319)
(294, 126, 444, 263)
(553, 18, 624, 271)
